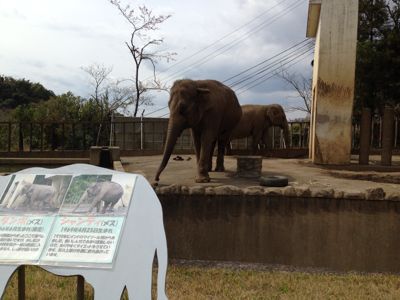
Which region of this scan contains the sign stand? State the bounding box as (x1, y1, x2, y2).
(0, 164, 168, 300)
(18, 266, 25, 300)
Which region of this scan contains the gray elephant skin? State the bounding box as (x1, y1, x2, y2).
(230, 104, 290, 154)
(0, 164, 168, 300)
(1, 180, 57, 210)
(73, 181, 124, 214)
(155, 79, 242, 183)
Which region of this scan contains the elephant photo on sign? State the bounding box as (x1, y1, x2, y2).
(155, 79, 242, 183)
(59, 174, 133, 215)
(0, 175, 72, 213)
(0, 165, 168, 300)
(72, 181, 124, 214)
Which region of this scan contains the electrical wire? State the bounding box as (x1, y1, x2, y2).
(144, 0, 294, 81)
(231, 41, 314, 89)
(236, 47, 314, 95)
(159, 0, 305, 84)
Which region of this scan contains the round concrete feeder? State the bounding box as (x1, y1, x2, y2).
(236, 156, 263, 178)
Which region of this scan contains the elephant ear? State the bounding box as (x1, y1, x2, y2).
(266, 106, 280, 125)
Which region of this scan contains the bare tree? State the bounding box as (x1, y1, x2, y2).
(110, 1, 176, 116)
(83, 63, 140, 145)
(277, 70, 312, 115)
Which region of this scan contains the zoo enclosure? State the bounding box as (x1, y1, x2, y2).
(0, 116, 399, 154)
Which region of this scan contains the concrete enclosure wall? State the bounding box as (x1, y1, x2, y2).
(160, 194, 400, 273)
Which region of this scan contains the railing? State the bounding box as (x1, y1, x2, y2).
(1, 117, 399, 153)
(0, 122, 109, 152)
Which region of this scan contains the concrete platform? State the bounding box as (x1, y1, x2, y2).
(122, 155, 400, 199)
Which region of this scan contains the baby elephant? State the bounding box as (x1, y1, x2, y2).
(7, 181, 57, 210)
(73, 181, 124, 214)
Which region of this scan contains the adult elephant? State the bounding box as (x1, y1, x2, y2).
(229, 104, 290, 154)
(72, 181, 124, 214)
(155, 79, 242, 183)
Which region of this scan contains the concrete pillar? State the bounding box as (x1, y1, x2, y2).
(236, 156, 263, 178)
(381, 106, 394, 166)
(307, 0, 359, 164)
(359, 108, 371, 165)
(89, 146, 102, 166)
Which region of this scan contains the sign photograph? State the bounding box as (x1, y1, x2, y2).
(59, 174, 135, 216)
(0, 174, 72, 215)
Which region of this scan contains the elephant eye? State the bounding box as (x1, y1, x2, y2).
(179, 104, 187, 115)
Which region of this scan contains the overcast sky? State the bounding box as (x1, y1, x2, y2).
(0, 0, 313, 120)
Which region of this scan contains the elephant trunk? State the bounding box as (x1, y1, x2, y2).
(155, 118, 184, 182)
(72, 190, 88, 212)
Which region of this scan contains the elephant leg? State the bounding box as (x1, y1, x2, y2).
(92, 282, 124, 300)
(196, 131, 214, 183)
(208, 140, 216, 172)
(252, 132, 263, 155)
(0, 266, 18, 298)
(126, 253, 154, 300)
(88, 200, 100, 213)
(226, 141, 232, 156)
(191, 129, 201, 163)
(101, 201, 108, 214)
(215, 140, 226, 172)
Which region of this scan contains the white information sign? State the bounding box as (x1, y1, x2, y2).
(0, 172, 136, 267)
(0, 164, 168, 300)
(41, 216, 124, 266)
(0, 215, 54, 262)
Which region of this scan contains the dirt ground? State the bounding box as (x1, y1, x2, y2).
(122, 154, 400, 195)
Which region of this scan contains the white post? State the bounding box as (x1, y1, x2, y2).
(140, 110, 145, 150)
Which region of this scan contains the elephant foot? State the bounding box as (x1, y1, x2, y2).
(195, 176, 210, 183)
(214, 165, 225, 172)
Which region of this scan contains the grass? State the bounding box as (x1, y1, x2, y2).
(2, 264, 400, 299)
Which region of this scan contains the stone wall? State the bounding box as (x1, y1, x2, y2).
(156, 185, 400, 272)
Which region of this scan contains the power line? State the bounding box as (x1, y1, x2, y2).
(231, 41, 314, 89)
(143, 105, 168, 117)
(236, 47, 314, 95)
(223, 38, 309, 84)
(141, 38, 314, 117)
(235, 46, 314, 93)
(159, 0, 305, 84)
(145, 0, 294, 81)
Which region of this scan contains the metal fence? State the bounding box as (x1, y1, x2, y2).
(1, 117, 399, 153)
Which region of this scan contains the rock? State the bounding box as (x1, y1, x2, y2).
(181, 186, 189, 195)
(157, 186, 170, 195)
(334, 190, 345, 199)
(385, 192, 400, 201)
(168, 184, 182, 194)
(294, 186, 311, 197)
(205, 187, 216, 195)
(188, 186, 206, 195)
(243, 186, 265, 196)
(343, 191, 365, 200)
(264, 188, 283, 197)
(213, 185, 243, 196)
(365, 187, 386, 200)
(282, 186, 296, 197)
(311, 188, 334, 198)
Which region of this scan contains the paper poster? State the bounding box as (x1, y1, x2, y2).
(0, 174, 72, 214)
(0, 215, 54, 262)
(59, 174, 135, 216)
(41, 216, 125, 265)
(0, 173, 136, 267)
